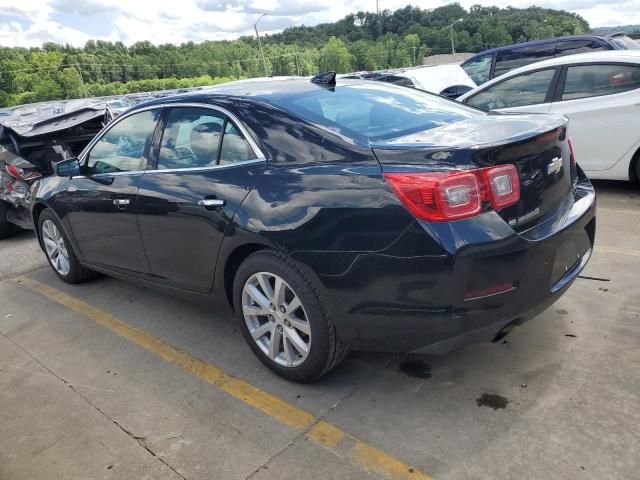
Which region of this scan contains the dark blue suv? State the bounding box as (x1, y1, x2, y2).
(462, 33, 640, 85)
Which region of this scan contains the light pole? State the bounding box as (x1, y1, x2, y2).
(448, 18, 463, 60)
(410, 46, 417, 67)
(254, 13, 269, 77)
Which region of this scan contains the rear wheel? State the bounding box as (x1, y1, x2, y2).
(38, 209, 95, 284)
(0, 201, 15, 239)
(233, 250, 349, 382)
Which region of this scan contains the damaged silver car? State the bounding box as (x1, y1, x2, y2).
(0, 98, 114, 238)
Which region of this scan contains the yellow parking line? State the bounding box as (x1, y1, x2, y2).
(596, 246, 640, 258)
(13, 275, 431, 480)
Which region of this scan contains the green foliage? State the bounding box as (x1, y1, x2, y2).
(0, 4, 590, 107)
(319, 37, 353, 72)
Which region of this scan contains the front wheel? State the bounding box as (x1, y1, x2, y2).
(38, 209, 95, 284)
(233, 250, 349, 382)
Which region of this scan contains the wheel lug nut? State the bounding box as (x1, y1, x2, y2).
(270, 304, 276, 311)
(277, 325, 283, 333)
(284, 320, 291, 328)
(268, 315, 274, 322)
(279, 305, 286, 313)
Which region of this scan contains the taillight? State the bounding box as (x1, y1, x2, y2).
(5, 164, 40, 181)
(5, 165, 23, 179)
(480, 165, 520, 210)
(384, 165, 520, 222)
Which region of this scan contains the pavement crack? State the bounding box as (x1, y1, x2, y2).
(0, 328, 187, 480)
(244, 382, 362, 480)
(0, 265, 48, 284)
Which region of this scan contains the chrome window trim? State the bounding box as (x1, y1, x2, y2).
(144, 158, 265, 175)
(71, 159, 266, 180)
(78, 101, 267, 170)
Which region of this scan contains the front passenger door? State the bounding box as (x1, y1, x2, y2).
(65, 109, 161, 274)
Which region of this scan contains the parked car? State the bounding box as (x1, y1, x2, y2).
(31, 74, 595, 382)
(342, 64, 477, 98)
(459, 50, 640, 182)
(461, 33, 640, 86)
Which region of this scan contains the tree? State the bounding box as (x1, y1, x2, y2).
(0, 4, 592, 107)
(319, 37, 353, 73)
(58, 67, 84, 99)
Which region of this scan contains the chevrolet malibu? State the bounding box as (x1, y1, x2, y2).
(31, 74, 596, 382)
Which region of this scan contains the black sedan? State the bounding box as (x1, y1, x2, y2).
(31, 74, 596, 382)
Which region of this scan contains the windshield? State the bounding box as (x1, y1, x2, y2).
(612, 36, 640, 50)
(273, 83, 483, 143)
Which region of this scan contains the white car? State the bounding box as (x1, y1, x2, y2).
(343, 65, 477, 99)
(458, 50, 640, 182)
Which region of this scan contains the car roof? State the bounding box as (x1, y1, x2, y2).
(458, 50, 640, 99)
(129, 77, 377, 109)
(463, 34, 615, 61)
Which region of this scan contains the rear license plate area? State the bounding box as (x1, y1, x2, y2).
(550, 229, 591, 287)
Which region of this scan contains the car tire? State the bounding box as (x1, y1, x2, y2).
(38, 209, 96, 284)
(0, 201, 15, 239)
(233, 249, 349, 382)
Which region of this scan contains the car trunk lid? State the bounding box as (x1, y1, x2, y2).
(372, 113, 574, 232)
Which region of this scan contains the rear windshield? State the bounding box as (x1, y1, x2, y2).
(272, 83, 482, 142)
(611, 36, 640, 50)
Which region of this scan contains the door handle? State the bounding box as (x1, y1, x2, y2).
(198, 198, 226, 207)
(113, 198, 130, 208)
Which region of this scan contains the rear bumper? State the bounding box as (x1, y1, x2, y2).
(317, 177, 596, 353)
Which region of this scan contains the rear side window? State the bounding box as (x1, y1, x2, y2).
(157, 107, 257, 169)
(275, 83, 482, 142)
(555, 40, 605, 57)
(610, 36, 640, 50)
(494, 43, 555, 77)
(562, 64, 640, 101)
(462, 53, 493, 85)
(466, 69, 556, 110)
(158, 108, 225, 169)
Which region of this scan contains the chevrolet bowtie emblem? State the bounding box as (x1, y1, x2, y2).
(547, 156, 562, 175)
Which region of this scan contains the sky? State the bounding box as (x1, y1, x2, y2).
(0, 0, 636, 48)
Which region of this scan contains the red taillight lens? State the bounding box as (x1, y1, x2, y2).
(568, 137, 577, 167)
(5, 164, 23, 179)
(384, 171, 481, 221)
(480, 164, 520, 210)
(384, 165, 520, 222)
(4, 164, 40, 181)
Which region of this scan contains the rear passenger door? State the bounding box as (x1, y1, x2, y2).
(549, 63, 640, 171)
(137, 105, 266, 293)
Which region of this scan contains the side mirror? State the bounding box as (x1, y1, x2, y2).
(55, 158, 80, 177)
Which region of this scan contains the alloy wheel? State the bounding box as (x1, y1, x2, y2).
(42, 219, 71, 276)
(241, 272, 311, 367)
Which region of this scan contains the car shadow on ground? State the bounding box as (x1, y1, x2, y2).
(591, 179, 639, 196)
